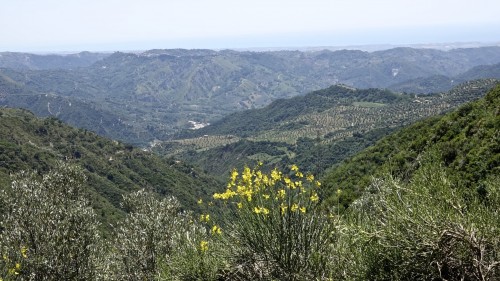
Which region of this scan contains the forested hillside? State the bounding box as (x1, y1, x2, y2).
(0, 108, 220, 233)
(390, 62, 500, 93)
(322, 83, 500, 209)
(2, 47, 500, 144)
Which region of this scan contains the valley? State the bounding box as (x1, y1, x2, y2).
(160, 79, 498, 179)
(0, 46, 499, 280)
(2, 47, 500, 145)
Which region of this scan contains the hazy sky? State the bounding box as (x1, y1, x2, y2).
(1, 0, 500, 52)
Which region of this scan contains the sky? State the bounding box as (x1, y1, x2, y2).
(1, 0, 500, 52)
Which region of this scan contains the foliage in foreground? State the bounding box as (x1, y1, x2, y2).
(343, 157, 500, 280)
(104, 189, 227, 281)
(1, 161, 499, 280)
(0, 163, 101, 280)
(210, 164, 336, 280)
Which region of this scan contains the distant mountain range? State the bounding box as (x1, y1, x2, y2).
(0, 51, 109, 70)
(1, 47, 500, 145)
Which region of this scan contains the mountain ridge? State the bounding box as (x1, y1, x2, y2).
(2, 47, 500, 144)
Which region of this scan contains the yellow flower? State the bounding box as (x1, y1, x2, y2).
(310, 192, 319, 202)
(316, 181, 322, 187)
(242, 166, 252, 183)
(306, 174, 314, 182)
(296, 171, 304, 178)
(253, 206, 269, 215)
(336, 189, 342, 196)
(271, 168, 281, 181)
(237, 202, 243, 209)
(262, 194, 270, 199)
(291, 164, 299, 172)
(230, 169, 239, 182)
(277, 189, 286, 199)
(200, 240, 209, 252)
(291, 203, 299, 212)
(262, 174, 270, 186)
(200, 214, 210, 222)
(197, 198, 203, 204)
(15, 263, 21, 270)
(213, 189, 236, 200)
(284, 177, 296, 189)
(280, 203, 288, 214)
(2, 254, 7, 261)
(21, 246, 28, 258)
(211, 225, 222, 235)
(299, 206, 306, 213)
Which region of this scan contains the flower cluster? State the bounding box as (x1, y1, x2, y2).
(1, 246, 28, 278)
(212, 164, 322, 217)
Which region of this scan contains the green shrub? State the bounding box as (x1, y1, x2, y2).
(0, 163, 101, 280)
(212, 164, 336, 280)
(349, 160, 500, 280)
(105, 190, 187, 280)
(105, 190, 227, 281)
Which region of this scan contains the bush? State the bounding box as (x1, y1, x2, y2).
(105, 190, 187, 280)
(0, 163, 101, 280)
(349, 161, 500, 280)
(106, 190, 227, 281)
(212, 164, 336, 280)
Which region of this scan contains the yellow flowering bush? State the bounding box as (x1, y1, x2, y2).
(213, 164, 335, 280)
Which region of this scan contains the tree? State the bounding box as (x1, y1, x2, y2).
(0, 163, 101, 280)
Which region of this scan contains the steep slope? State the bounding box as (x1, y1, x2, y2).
(2, 47, 500, 144)
(455, 62, 500, 81)
(322, 83, 500, 209)
(0, 73, 141, 142)
(0, 108, 221, 232)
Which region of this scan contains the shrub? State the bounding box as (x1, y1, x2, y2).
(212, 164, 336, 280)
(105, 190, 187, 280)
(350, 161, 500, 280)
(106, 190, 227, 281)
(0, 163, 101, 280)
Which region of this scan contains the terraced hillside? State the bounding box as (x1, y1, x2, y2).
(158, 80, 498, 179)
(322, 82, 500, 209)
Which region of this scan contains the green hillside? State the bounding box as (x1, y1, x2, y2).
(161, 80, 498, 180)
(0, 108, 221, 233)
(2, 47, 500, 145)
(322, 83, 500, 209)
(0, 73, 138, 141)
